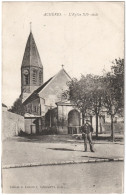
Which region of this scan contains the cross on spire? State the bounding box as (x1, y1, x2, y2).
(30, 22, 32, 32)
(61, 64, 64, 69)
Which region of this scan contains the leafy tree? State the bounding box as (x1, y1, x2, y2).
(111, 58, 124, 108)
(8, 97, 25, 116)
(64, 77, 91, 123)
(65, 74, 104, 137)
(64, 58, 124, 140)
(84, 75, 104, 137)
(102, 58, 124, 141)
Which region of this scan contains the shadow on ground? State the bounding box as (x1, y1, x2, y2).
(92, 135, 123, 142)
(7, 134, 124, 144)
(81, 155, 123, 160)
(47, 148, 75, 151)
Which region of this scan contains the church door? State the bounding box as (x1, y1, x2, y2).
(68, 110, 80, 134)
(32, 118, 40, 134)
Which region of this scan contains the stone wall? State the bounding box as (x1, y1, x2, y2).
(2, 110, 25, 140)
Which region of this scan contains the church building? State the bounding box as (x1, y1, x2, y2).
(21, 30, 81, 134)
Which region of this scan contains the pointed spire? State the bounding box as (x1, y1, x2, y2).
(21, 30, 43, 68)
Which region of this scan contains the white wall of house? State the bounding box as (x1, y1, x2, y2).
(39, 69, 71, 108)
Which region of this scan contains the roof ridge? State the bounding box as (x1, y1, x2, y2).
(62, 68, 71, 80)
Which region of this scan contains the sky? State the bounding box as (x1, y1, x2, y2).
(2, 2, 124, 107)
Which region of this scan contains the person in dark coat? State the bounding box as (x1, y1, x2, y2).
(81, 119, 95, 152)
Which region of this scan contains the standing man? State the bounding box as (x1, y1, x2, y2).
(81, 119, 95, 152)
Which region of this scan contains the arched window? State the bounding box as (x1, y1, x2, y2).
(24, 74, 29, 85)
(39, 71, 42, 84)
(32, 70, 37, 84)
(23, 69, 29, 85)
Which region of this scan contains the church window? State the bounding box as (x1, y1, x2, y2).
(39, 71, 42, 84)
(24, 74, 29, 85)
(32, 70, 37, 84)
(25, 106, 27, 112)
(34, 106, 37, 112)
(23, 69, 29, 85)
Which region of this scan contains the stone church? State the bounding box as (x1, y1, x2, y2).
(21, 30, 81, 134)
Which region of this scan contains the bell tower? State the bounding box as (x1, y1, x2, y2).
(21, 25, 43, 102)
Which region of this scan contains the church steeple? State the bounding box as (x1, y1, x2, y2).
(21, 28, 43, 102)
(21, 32, 43, 68)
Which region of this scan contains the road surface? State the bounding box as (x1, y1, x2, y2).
(2, 162, 124, 194)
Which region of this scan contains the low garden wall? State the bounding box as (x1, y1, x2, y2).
(2, 110, 25, 140)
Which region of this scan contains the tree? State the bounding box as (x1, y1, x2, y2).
(111, 58, 124, 108)
(8, 97, 25, 116)
(64, 58, 124, 140)
(65, 74, 104, 137)
(84, 75, 104, 138)
(64, 77, 91, 123)
(102, 58, 124, 141)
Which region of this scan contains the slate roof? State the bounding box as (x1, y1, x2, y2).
(23, 76, 53, 105)
(23, 68, 71, 105)
(2, 103, 7, 107)
(21, 32, 43, 68)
